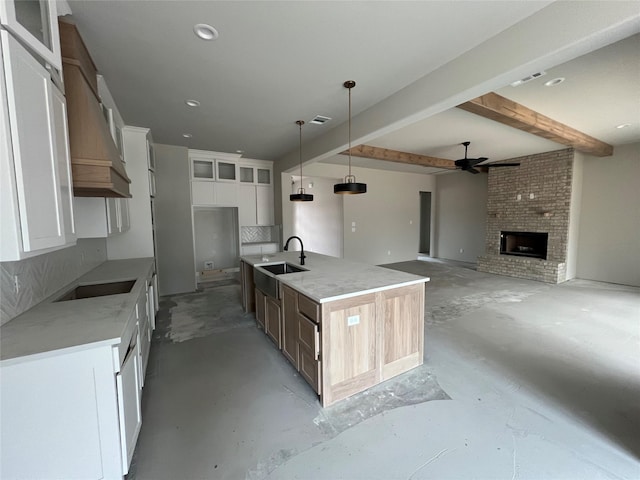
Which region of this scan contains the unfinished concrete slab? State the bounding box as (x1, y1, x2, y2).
(127, 260, 639, 479)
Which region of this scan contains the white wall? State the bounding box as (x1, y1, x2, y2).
(286, 176, 343, 257)
(284, 163, 436, 265)
(576, 143, 640, 286)
(434, 171, 488, 263)
(154, 143, 196, 295)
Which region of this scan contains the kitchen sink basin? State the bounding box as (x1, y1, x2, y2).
(259, 262, 307, 275)
(55, 280, 136, 302)
(254, 263, 307, 299)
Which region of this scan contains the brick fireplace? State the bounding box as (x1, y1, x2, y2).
(478, 148, 579, 283)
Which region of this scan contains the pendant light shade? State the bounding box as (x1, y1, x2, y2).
(334, 80, 366, 195)
(290, 120, 313, 202)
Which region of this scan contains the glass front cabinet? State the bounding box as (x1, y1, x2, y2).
(0, 0, 62, 70)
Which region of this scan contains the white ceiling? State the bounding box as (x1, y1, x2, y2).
(66, 1, 640, 173)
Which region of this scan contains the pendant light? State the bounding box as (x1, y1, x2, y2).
(334, 80, 366, 194)
(290, 120, 314, 202)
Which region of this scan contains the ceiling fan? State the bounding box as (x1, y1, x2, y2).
(454, 141, 520, 174)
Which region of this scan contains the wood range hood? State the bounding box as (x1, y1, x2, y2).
(60, 21, 131, 198)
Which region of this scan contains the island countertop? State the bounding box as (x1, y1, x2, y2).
(0, 258, 155, 364)
(241, 251, 429, 303)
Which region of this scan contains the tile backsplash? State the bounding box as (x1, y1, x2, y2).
(0, 238, 107, 325)
(241, 225, 280, 244)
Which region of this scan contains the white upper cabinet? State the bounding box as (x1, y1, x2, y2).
(0, 30, 74, 261)
(0, 0, 62, 70)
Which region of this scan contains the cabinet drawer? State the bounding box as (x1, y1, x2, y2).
(298, 294, 319, 324)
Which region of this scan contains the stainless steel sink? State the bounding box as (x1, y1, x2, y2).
(259, 263, 307, 275)
(55, 280, 136, 302)
(254, 263, 307, 299)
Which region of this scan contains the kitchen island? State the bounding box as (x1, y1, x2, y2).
(240, 251, 429, 406)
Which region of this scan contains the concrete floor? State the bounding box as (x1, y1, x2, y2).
(128, 260, 640, 479)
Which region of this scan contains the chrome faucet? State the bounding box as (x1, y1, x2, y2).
(283, 236, 306, 265)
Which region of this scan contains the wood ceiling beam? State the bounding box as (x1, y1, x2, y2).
(457, 92, 613, 157)
(341, 144, 457, 170)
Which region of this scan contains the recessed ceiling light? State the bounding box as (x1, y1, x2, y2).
(544, 77, 565, 87)
(616, 123, 631, 129)
(194, 23, 219, 41)
(183, 133, 193, 138)
(185, 99, 200, 107)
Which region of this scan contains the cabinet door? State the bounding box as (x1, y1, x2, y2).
(379, 284, 424, 380)
(191, 157, 214, 180)
(119, 198, 130, 233)
(238, 184, 257, 226)
(106, 198, 119, 234)
(116, 340, 142, 474)
(281, 285, 298, 367)
(192, 181, 215, 205)
(256, 185, 274, 225)
(0, 0, 62, 70)
(322, 294, 378, 405)
(215, 182, 238, 206)
(2, 32, 64, 252)
(50, 80, 76, 244)
(255, 289, 266, 330)
(265, 296, 281, 349)
(298, 313, 320, 394)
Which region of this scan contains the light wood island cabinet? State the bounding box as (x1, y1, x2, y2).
(241, 255, 426, 407)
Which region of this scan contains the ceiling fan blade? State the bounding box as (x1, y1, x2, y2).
(466, 167, 480, 174)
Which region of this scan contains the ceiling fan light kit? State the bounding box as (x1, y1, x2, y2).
(335, 80, 367, 195)
(290, 120, 314, 202)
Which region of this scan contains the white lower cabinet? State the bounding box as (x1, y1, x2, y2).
(74, 197, 130, 238)
(0, 30, 75, 261)
(0, 345, 129, 479)
(0, 270, 157, 479)
(116, 338, 142, 473)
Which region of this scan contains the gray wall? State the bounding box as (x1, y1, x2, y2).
(284, 163, 436, 265)
(154, 143, 196, 295)
(434, 172, 488, 263)
(577, 142, 640, 286)
(193, 207, 239, 271)
(289, 176, 343, 257)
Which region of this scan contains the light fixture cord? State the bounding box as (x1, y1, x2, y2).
(299, 121, 303, 182)
(348, 85, 352, 178)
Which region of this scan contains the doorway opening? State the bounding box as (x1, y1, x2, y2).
(419, 191, 431, 256)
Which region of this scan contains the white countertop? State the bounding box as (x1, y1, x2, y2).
(0, 258, 154, 365)
(242, 251, 429, 303)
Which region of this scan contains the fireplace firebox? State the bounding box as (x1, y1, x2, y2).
(500, 231, 548, 259)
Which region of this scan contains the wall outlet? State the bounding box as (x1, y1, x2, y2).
(347, 315, 360, 326)
(529, 193, 535, 199)
(204, 261, 214, 270)
(459, 248, 464, 253)
(351, 227, 356, 233)
(516, 194, 522, 201)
